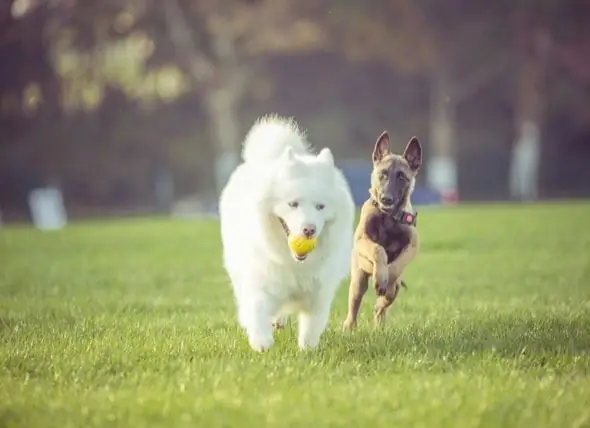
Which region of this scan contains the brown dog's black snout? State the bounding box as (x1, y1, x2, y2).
(380, 195, 394, 206)
(302, 225, 316, 238)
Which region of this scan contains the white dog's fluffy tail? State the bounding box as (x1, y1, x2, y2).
(242, 115, 310, 164)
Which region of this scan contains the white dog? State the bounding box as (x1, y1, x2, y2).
(219, 115, 355, 352)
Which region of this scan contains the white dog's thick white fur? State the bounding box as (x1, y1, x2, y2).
(219, 115, 355, 352)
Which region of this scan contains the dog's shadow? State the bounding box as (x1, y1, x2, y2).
(313, 313, 590, 368)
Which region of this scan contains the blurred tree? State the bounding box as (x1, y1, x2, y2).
(2, 0, 588, 213)
(509, 6, 550, 201)
(509, 0, 590, 200)
(144, 0, 330, 199)
(315, 0, 514, 201)
(406, 0, 514, 202)
(321, 0, 435, 73)
(1, 0, 327, 204)
(90, 0, 469, 201)
(56, 0, 333, 200)
(332, 0, 589, 201)
(0, 0, 67, 195)
(0, 0, 63, 123)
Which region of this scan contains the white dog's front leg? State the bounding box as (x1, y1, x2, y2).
(297, 295, 333, 350)
(238, 293, 278, 352)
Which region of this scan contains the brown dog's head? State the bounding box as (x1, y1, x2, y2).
(370, 132, 422, 212)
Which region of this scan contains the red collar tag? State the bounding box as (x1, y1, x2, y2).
(399, 211, 418, 226)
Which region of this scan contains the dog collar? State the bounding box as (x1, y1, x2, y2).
(394, 210, 418, 226)
(370, 199, 418, 226)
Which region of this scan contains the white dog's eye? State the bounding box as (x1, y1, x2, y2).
(315, 203, 325, 211)
(288, 201, 299, 208)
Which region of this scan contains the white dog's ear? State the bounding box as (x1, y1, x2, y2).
(317, 148, 334, 166)
(281, 146, 295, 162)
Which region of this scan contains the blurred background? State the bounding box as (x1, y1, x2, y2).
(0, 0, 589, 224)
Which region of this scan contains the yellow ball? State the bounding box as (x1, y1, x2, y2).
(288, 235, 317, 256)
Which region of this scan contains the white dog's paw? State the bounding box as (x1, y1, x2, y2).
(272, 317, 286, 330)
(297, 305, 331, 351)
(248, 333, 274, 352)
(297, 337, 320, 351)
(297, 322, 322, 350)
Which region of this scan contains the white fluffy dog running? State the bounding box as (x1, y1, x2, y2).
(219, 115, 356, 352)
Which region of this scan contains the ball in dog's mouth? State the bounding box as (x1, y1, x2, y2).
(278, 217, 314, 262)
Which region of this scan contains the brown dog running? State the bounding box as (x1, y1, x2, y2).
(342, 131, 422, 330)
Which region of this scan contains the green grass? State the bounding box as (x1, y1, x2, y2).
(1, 202, 589, 428)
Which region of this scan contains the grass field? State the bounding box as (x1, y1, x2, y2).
(1, 202, 589, 428)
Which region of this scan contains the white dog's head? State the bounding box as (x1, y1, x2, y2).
(267, 147, 338, 262)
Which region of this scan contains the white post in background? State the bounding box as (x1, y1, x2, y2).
(509, 121, 540, 202)
(427, 66, 460, 205)
(427, 156, 459, 205)
(28, 187, 68, 231)
(510, 21, 550, 203)
(154, 166, 175, 212)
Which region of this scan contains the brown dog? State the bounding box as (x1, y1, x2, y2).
(342, 131, 422, 330)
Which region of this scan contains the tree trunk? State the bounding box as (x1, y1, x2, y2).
(204, 85, 242, 202)
(427, 65, 459, 203)
(509, 23, 550, 201)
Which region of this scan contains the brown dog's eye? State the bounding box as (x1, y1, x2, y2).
(380, 170, 388, 179)
(396, 171, 408, 182)
(288, 201, 299, 208)
(315, 203, 325, 211)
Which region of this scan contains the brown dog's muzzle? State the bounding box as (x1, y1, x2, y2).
(379, 194, 395, 207)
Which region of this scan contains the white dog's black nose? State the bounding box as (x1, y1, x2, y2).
(303, 225, 316, 238)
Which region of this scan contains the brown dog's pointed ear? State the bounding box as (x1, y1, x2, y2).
(403, 136, 422, 171)
(372, 131, 390, 163)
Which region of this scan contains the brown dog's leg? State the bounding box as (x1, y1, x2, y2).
(355, 239, 389, 295)
(373, 236, 418, 327)
(342, 268, 370, 331)
(388, 231, 419, 280)
(373, 237, 417, 328)
(373, 277, 401, 327)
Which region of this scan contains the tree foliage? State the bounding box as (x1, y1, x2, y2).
(0, 0, 589, 211)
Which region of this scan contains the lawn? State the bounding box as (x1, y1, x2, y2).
(1, 202, 589, 428)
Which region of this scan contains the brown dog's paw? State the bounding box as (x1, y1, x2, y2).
(373, 302, 386, 326)
(375, 277, 389, 296)
(342, 318, 357, 331)
(374, 267, 389, 296)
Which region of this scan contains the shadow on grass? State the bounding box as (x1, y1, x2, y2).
(2, 307, 588, 378)
(317, 313, 590, 368)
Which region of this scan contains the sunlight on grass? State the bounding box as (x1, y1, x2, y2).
(0, 203, 589, 428)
